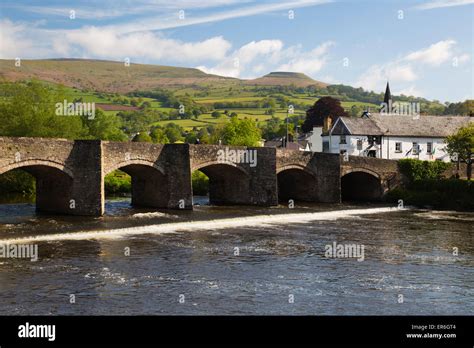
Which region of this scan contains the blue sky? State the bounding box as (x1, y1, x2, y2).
(0, 0, 472, 102)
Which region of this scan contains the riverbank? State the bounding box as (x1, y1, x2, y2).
(386, 179, 473, 211)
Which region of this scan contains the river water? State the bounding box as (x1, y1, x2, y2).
(0, 197, 472, 315)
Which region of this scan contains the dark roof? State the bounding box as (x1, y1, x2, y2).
(264, 140, 283, 148)
(331, 114, 472, 137)
(334, 117, 383, 135)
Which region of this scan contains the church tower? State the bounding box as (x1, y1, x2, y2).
(383, 81, 392, 105)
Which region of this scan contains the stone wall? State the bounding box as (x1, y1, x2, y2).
(0, 137, 408, 216)
(189, 145, 278, 206)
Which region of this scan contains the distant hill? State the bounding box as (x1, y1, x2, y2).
(0, 59, 236, 93)
(0, 59, 327, 93)
(245, 72, 328, 88)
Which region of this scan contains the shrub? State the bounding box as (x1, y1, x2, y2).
(398, 159, 451, 183)
(104, 171, 131, 194)
(192, 171, 209, 196)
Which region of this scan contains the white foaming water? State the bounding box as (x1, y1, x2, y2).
(132, 212, 174, 219)
(0, 207, 405, 244)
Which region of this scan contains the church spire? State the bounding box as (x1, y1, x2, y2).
(383, 81, 392, 105)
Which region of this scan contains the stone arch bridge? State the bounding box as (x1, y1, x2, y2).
(0, 137, 402, 216)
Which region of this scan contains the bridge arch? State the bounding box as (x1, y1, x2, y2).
(0, 159, 74, 178)
(341, 168, 383, 201)
(105, 159, 168, 208)
(192, 161, 250, 205)
(104, 159, 165, 177)
(0, 160, 74, 213)
(277, 165, 318, 202)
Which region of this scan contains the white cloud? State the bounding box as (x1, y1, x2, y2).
(198, 40, 334, 79)
(60, 27, 231, 63)
(356, 63, 417, 91)
(0, 19, 52, 59)
(236, 40, 284, 65)
(4, 0, 250, 20)
(0, 20, 33, 58)
(197, 39, 283, 78)
(355, 40, 469, 92)
(414, 0, 474, 10)
(108, 0, 333, 34)
(277, 41, 334, 74)
(404, 40, 456, 66)
(457, 53, 471, 64)
(395, 85, 424, 98)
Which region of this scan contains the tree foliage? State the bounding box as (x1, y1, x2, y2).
(445, 123, 474, 179)
(398, 159, 451, 182)
(302, 96, 348, 133)
(0, 81, 127, 141)
(215, 117, 262, 146)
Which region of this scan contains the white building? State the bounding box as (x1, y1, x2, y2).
(303, 126, 323, 152)
(323, 114, 472, 162)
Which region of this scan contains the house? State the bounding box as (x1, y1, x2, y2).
(302, 126, 323, 152)
(324, 113, 472, 162)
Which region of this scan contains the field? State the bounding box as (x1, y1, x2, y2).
(55, 84, 378, 131)
(0, 59, 381, 132)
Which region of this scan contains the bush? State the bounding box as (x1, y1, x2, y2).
(192, 171, 209, 196)
(0, 169, 35, 195)
(104, 171, 131, 194)
(398, 159, 451, 183)
(386, 179, 473, 211)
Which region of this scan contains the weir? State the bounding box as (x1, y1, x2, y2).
(0, 137, 403, 216)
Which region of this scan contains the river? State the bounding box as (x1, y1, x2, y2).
(0, 197, 472, 315)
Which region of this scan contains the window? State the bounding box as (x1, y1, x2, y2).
(357, 139, 363, 150)
(427, 142, 432, 154)
(369, 135, 381, 145)
(412, 142, 419, 155)
(395, 142, 402, 153)
(340, 135, 347, 144)
(323, 141, 329, 152)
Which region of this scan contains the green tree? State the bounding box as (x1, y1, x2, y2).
(132, 132, 152, 142)
(445, 123, 474, 180)
(82, 108, 127, 141)
(0, 81, 87, 139)
(211, 110, 221, 118)
(164, 123, 184, 143)
(216, 117, 261, 146)
(150, 127, 170, 144)
(350, 105, 363, 117)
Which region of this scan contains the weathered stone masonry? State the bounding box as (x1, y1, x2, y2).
(0, 137, 403, 216)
